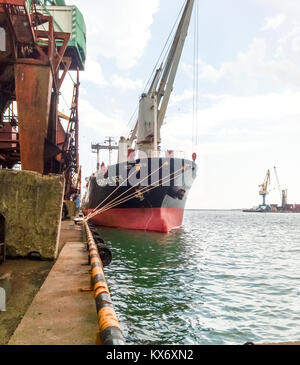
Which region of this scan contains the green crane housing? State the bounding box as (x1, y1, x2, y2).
(27, 0, 86, 70)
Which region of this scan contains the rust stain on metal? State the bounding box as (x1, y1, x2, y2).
(14, 63, 52, 173)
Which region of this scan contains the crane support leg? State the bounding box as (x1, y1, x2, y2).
(14, 63, 53, 174)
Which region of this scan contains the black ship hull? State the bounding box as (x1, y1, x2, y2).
(83, 157, 197, 232)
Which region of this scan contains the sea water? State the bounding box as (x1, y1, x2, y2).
(100, 210, 300, 345)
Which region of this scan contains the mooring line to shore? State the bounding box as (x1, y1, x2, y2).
(89, 166, 140, 215)
(84, 221, 125, 345)
(86, 167, 188, 220)
(84, 161, 169, 222)
(86, 166, 189, 221)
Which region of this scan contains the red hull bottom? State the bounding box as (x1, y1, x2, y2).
(85, 208, 184, 233)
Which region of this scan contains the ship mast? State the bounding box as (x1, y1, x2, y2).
(129, 0, 195, 157)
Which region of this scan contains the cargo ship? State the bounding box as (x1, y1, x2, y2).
(84, 157, 197, 233)
(83, 0, 198, 233)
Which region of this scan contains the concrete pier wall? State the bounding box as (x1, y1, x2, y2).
(64, 200, 78, 220)
(0, 170, 64, 260)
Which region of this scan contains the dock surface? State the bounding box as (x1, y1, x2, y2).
(9, 224, 98, 345)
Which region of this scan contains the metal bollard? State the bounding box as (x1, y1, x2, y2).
(84, 221, 125, 345)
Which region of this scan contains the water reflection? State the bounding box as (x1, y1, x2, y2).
(100, 225, 205, 344)
(98, 211, 300, 344)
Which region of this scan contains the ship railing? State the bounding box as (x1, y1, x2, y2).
(152, 150, 188, 159)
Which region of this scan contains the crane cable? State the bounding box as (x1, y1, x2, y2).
(192, 0, 199, 153)
(123, 0, 187, 138)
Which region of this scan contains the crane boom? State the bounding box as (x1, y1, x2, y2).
(274, 166, 282, 204)
(274, 166, 288, 208)
(259, 170, 271, 194)
(157, 0, 195, 133)
(258, 169, 270, 206)
(132, 0, 195, 156)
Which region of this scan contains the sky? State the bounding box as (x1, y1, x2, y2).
(60, 0, 300, 209)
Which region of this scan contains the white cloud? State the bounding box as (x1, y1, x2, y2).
(81, 58, 107, 87)
(162, 91, 300, 151)
(58, 75, 76, 115)
(184, 37, 300, 93)
(77, 98, 129, 179)
(257, 0, 300, 15)
(261, 14, 287, 31)
(71, 0, 159, 69)
(112, 75, 143, 90)
(196, 92, 300, 127)
(78, 99, 125, 137)
(199, 38, 267, 83)
(198, 61, 220, 83)
(181, 62, 193, 78)
(65, 0, 300, 208)
(183, 38, 268, 86)
(162, 88, 300, 209)
(276, 25, 300, 57)
(170, 89, 194, 106)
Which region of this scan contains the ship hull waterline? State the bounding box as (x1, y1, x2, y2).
(83, 157, 197, 233)
(85, 207, 184, 233)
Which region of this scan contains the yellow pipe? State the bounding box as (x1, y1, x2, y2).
(84, 221, 125, 345)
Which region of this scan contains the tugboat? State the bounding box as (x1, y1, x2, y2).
(83, 0, 198, 233)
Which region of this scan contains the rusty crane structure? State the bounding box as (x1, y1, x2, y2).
(0, 0, 85, 199)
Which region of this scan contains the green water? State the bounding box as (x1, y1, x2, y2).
(100, 210, 300, 345)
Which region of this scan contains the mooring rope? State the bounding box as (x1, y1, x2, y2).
(89, 170, 185, 218)
(85, 166, 189, 221)
(88, 166, 140, 215)
(87, 167, 188, 220)
(84, 161, 169, 222)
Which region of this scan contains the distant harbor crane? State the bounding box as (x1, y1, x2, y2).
(244, 167, 300, 213)
(274, 166, 288, 209)
(92, 137, 118, 171)
(259, 170, 271, 206)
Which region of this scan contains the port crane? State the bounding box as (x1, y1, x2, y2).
(0, 0, 86, 199)
(92, 138, 118, 171)
(274, 166, 288, 208)
(124, 0, 195, 159)
(259, 169, 271, 206)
